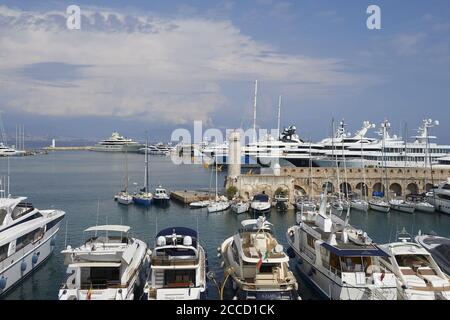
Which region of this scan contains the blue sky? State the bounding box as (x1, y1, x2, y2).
(0, 0, 449, 142)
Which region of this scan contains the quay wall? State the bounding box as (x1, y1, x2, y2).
(226, 167, 450, 202)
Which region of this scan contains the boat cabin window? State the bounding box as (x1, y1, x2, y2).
(258, 263, 278, 274)
(0, 208, 7, 225)
(12, 203, 34, 220)
(16, 227, 45, 251)
(164, 269, 195, 288)
(45, 215, 64, 231)
(306, 234, 315, 248)
(80, 267, 120, 289)
(0, 243, 8, 262)
(340, 256, 371, 273)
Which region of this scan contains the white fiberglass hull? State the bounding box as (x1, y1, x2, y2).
(207, 201, 230, 213)
(231, 203, 249, 214)
(369, 201, 391, 213)
(0, 226, 60, 296)
(351, 200, 369, 212)
(286, 235, 397, 300)
(250, 202, 271, 214)
(413, 202, 435, 213)
(389, 201, 415, 214)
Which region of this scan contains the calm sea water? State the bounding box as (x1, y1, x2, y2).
(1, 151, 449, 300)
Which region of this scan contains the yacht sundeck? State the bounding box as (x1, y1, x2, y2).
(58, 225, 150, 300)
(287, 193, 397, 300)
(0, 204, 65, 296)
(144, 227, 206, 300)
(415, 234, 450, 276)
(380, 234, 450, 300)
(219, 216, 299, 300)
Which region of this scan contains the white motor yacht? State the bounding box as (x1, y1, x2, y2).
(415, 234, 450, 276)
(250, 193, 271, 214)
(0, 204, 65, 296)
(89, 132, 143, 153)
(380, 234, 450, 300)
(219, 216, 299, 300)
(426, 178, 450, 214)
(144, 227, 207, 300)
(58, 225, 151, 300)
(153, 186, 170, 206)
(287, 193, 397, 300)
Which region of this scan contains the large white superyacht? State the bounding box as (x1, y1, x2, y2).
(89, 132, 144, 153)
(286, 193, 397, 300)
(144, 227, 207, 300)
(0, 198, 65, 296)
(58, 225, 151, 300)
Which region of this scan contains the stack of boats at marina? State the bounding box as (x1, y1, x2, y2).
(0, 193, 65, 296)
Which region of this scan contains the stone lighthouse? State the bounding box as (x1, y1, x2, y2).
(228, 130, 241, 179)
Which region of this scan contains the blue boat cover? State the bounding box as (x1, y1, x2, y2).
(321, 242, 390, 257)
(157, 227, 198, 238)
(372, 191, 384, 197)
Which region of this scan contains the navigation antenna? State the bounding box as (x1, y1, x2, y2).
(0, 111, 7, 146)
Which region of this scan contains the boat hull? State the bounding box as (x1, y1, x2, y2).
(0, 227, 60, 296)
(350, 201, 369, 212)
(133, 196, 153, 206)
(369, 202, 390, 213)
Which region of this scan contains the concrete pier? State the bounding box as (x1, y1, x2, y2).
(226, 167, 450, 203)
(170, 190, 212, 204)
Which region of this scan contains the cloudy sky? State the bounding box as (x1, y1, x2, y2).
(0, 0, 449, 142)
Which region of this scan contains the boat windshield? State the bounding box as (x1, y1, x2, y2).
(254, 194, 269, 202)
(395, 254, 432, 269)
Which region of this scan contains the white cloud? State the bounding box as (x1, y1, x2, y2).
(0, 5, 363, 125)
(391, 32, 427, 56)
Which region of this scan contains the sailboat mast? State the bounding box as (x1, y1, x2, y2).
(361, 138, 367, 200)
(277, 95, 282, 139)
(215, 157, 218, 200)
(124, 143, 129, 192)
(252, 80, 258, 143)
(145, 133, 149, 192)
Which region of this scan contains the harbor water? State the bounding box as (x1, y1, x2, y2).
(1, 151, 449, 300)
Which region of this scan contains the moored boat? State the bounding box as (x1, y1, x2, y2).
(58, 225, 151, 300)
(144, 227, 207, 300)
(219, 216, 299, 300)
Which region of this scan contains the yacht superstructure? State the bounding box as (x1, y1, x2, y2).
(219, 216, 299, 300)
(144, 227, 206, 300)
(58, 225, 150, 300)
(380, 238, 450, 300)
(286, 194, 397, 300)
(0, 202, 65, 296)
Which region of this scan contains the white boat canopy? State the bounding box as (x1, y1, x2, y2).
(0, 196, 27, 209)
(84, 225, 131, 233)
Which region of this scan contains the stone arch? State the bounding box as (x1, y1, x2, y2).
(372, 182, 385, 194)
(355, 182, 368, 197)
(322, 181, 334, 194)
(406, 183, 418, 195)
(257, 184, 273, 197)
(294, 185, 307, 197)
(340, 182, 352, 196)
(389, 183, 402, 197)
(425, 183, 434, 192)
